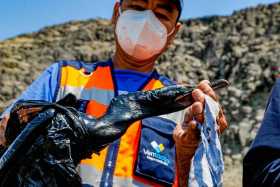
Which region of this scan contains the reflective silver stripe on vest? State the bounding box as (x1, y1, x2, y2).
(79, 164, 103, 186)
(56, 85, 114, 105)
(112, 176, 153, 187)
(80, 164, 152, 187)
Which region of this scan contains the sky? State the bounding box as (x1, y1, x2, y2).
(0, 0, 279, 41)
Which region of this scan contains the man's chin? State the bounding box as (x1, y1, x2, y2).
(125, 52, 160, 66)
(115, 43, 162, 69)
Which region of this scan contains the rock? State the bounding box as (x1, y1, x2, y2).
(228, 86, 243, 98)
(241, 106, 253, 114)
(239, 120, 253, 147)
(232, 154, 242, 161)
(224, 155, 233, 166)
(224, 147, 233, 155)
(229, 124, 239, 134)
(255, 109, 265, 122)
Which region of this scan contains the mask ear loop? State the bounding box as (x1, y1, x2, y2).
(114, 7, 122, 36)
(118, 6, 122, 16)
(167, 27, 176, 38)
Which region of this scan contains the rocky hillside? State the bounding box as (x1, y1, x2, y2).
(0, 2, 279, 186)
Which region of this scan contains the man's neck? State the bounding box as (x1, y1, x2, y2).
(113, 49, 156, 73)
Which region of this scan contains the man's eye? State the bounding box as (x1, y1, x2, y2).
(129, 5, 146, 11)
(155, 13, 169, 20)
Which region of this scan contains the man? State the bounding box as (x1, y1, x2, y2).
(0, 0, 227, 186)
(243, 79, 280, 186)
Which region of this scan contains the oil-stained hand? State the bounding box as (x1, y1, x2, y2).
(173, 80, 228, 158)
(0, 115, 9, 146)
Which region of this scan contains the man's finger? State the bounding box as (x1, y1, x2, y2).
(17, 107, 42, 124)
(0, 116, 9, 146)
(192, 89, 205, 103)
(217, 109, 228, 134)
(197, 80, 218, 101)
(174, 120, 198, 141)
(176, 120, 200, 148)
(184, 102, 204, 123)
(184, 120, 200, 142)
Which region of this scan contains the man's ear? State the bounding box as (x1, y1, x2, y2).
(167, 22, 182, 46)
(112, 2, 121, 26)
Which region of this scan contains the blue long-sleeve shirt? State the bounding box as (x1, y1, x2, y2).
(243, 79, 280, 187)
(1, 63, 60, 118)
(1, 62, 151, 117)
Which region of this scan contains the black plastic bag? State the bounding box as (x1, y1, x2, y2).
(0, 85, 193, 186)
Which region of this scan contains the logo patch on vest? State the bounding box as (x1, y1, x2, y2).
(143, 141, 170, 166)
(151, 141, 165, 153)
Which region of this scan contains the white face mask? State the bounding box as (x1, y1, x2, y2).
(116, 9, 170, 61)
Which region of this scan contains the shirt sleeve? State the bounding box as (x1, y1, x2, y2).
(243, 79, 280, 187)
(0, 63, 60, 118)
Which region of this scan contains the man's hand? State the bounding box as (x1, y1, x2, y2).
(0, 115, 9, 146)
(173, 80, 228, 186)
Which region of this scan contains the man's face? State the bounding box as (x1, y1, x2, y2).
(120, 0, 180, 33)
(112, 0, 181, 63)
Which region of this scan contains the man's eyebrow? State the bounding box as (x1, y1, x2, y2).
(156, 3, 174, 13)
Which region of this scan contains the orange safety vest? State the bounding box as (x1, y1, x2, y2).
(55, 60, 184, 187)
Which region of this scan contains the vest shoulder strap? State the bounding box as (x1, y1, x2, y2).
(58, 60, 112, 72)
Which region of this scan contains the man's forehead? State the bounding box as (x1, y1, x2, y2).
(124, 0, 175, 3)
(121, 0, 182, 9)
(120, 0, 183, 20)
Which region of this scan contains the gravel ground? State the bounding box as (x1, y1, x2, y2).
(224, 162, 242, 187)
